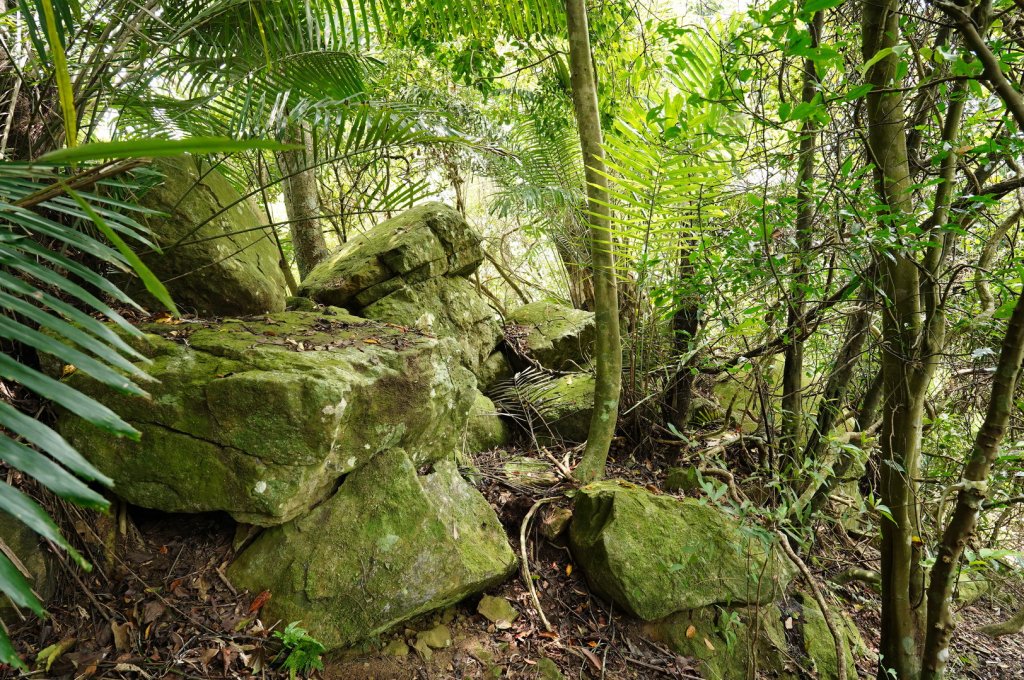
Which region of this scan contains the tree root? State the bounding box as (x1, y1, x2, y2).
(979, 607, 1024, 638)
(520, 497, 557, 633)
(776, 531, 848, 680)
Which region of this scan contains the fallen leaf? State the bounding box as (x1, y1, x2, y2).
(35, 637, 75, 671)
(703, 637, 715, 652)
(578, 647, 603, 673)
(566, 564, 573, 576)
(60, 364, 77, 378)
(111, 621, 133, 652)
(685, 625, 696, 639)
(248, 589, 272, 613)
(784, 616, 793, 630)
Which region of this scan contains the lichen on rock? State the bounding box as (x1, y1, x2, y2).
(227, 449, 517, 650)
(569, 481, 791, 620)
(56, 309, 475, 525)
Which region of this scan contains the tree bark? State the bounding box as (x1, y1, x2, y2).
(862, 0, 930, 675)
(565, 0, 621, 484)
(920, 275, 1024, 678)
(277, 123, 329, 281)
(781, 7, 824, 469)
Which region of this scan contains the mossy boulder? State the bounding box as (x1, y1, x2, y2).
(523, 372, 594, 444)
(646, 593, 861, 680)
(56, 310, 475, 525)
(135, 156, 287, 316)
(569, 482, 791, 620)
(477, 351, 512, 391)
(299, 203, 500, 369)
(464, 392, 509, 453)
(504, 300, 594, 371)
(362, 277, 501, 370)
(299, 203, 482, 304)
(228, 449, 517, 650)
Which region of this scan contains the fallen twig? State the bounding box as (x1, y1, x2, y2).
(520, 497, 558, 632)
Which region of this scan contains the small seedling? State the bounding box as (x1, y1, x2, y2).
(274, 621, 326, 679)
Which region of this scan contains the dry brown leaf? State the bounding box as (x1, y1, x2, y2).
(685, 624, 696, 639)
(111, 621, 133, 652)
(703, 637, 715, 651)
(578, 646, 603, 673)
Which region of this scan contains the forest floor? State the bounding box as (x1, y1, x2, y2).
(5, 440, 1024, 679)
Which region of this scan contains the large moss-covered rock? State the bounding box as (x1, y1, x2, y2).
(463, 391, 509, 453)
(362, 277, 500, 370)
(646, 593, 861, 680)
(57, 310, 475, 525)
(569, 482, 791, 620)
(228, 449, 517, 650)
(135, 156, 287, 316)
(504, 300, 594, 371)
(299, 203, 500, 369)
(299, 203, 482, 304)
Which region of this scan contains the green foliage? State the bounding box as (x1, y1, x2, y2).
(274, 622, 326, 679)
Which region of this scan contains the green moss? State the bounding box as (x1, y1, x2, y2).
(57, 310, 475, 525)
(464, 392, 509, 453)
(134, 156, 287, 316)
(569, 481, 791, 620)
(798, 592, 861, 679)
(298, 203, 483, 307)
(524, 372, 595, 444)
(227, 449, 517, 651)
(505, 300, 595, 371)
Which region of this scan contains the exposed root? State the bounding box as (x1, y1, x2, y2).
(520, 497, 558, 633)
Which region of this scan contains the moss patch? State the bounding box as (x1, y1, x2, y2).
(569, 481, 791, 620)
(227, 449, 517, 650)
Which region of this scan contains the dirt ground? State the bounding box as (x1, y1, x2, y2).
(4, 442, 1023, 679)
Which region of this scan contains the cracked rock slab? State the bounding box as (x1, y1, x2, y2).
(56, 310, 475, 525)
(228, 449, 517, 650)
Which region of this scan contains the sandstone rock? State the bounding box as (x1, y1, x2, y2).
(135, 156, 287, 316)
(299, 203, 500, 369)
(228, 450, 517, 650)
(464, 392, 509, 453)
(57, 310, 475, 525)
(526, 372, 594, 444)
(504, 300, 594, 371)
(569, 481, 791, 620)
(646, 593, 863, 680)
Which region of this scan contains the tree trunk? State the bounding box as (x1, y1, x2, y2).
(780, 7, 824, 469)
(862, 0, 928, 675)
(277, 123, 328, 281)
(921, 277, 1024, 678)
(565, 0, 621, 484)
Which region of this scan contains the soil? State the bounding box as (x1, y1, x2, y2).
(3, 439, 1023, 679)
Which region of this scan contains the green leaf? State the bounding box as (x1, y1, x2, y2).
(0, 482, 89, 569)
(801, 0, 845, 14)
(39, 137, 300, 164)
(0, 550, 44, 617)
(0, 353, 139, 439)
(68, 190, 179, 315)
(0, 627, 26, 671)
(0, 436, 108, 509)
(39, 0, 77, 148)
(0, 401, 113, 486)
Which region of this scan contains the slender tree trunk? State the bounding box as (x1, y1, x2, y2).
(920, 280, 1024, 678)
(862, 0, 929, 675)
(277, 123, 328, 280)
(975, 208, 1021, 315)
(668, 243, 699, 431)
(565, 0, 621, 483)
(781, 8, 824, 469)
(802, 284, 874, 464)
